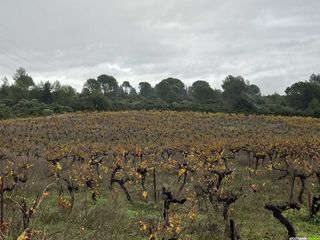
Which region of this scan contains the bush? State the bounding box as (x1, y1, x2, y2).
(0, 104, 11, 119)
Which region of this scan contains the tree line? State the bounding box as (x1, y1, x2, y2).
(0, 67, 320, 119)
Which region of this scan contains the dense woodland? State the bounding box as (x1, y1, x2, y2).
(0, 67, 320, 119)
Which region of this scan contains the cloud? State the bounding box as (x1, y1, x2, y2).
(0, 0, 319, 94)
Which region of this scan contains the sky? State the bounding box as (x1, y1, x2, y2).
(0, 0, 319, 94)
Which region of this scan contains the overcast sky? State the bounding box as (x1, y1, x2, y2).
(0, 0, 319, 94)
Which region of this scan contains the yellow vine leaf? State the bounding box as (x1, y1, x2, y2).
(17, 229, 31, 240)
(142, 191, 148, 198)
(139, 221, 148, 231)
(178, 168, 186, 176)
(265, 164, 273, 171)
(55, 162, 62, 171)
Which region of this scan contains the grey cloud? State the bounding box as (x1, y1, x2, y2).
(0, 0, 319, 94)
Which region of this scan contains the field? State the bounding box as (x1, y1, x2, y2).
(0, 111, 320, 240)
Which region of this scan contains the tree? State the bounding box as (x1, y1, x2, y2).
(307, 98, 320, 117)
(129, 87, 138, 98)
(222, 75, 248, 99)
(0, 77, 9, 98)
(42, 81, 53, 104)
(247, 84, 261, 96)
(97, 74, 119, 96)
(221, 75, 255, 111)
(52, 81, 77, 106)
(263, 93, 283, 103)
(13, 67, 34, 91)
(1, 77, 9, 87)
(189, 80, 219, 104)
(76, 93, 111, 111)
(0, 104, 10, 119)
(89, 93, 111, 111)
(29, 84, 43, 102)
(138, 82, 154, 98)
(155, 78, 186, 103)
(285, 74, 320, 110)
(285, 81, 320, 109)
(121, 81, 132, 95)
(309, 74, 320, 85)
(307, 98, 320, 111)
(82, 79, 101, 94)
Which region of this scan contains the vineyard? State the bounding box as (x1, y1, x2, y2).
(0, 111, 320, 239)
